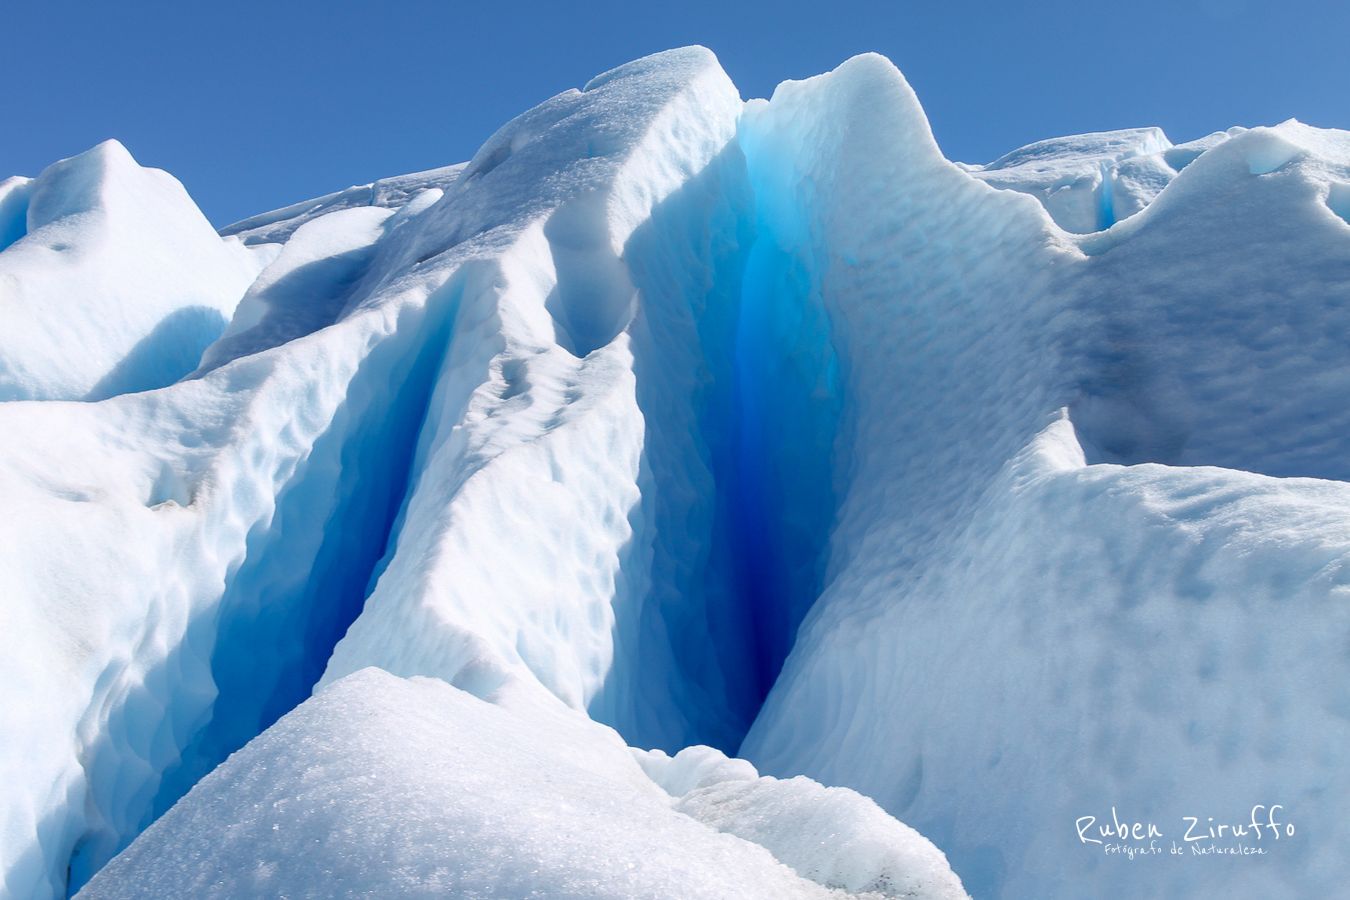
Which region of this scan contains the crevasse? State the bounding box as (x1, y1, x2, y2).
(1, 47, 859, 896)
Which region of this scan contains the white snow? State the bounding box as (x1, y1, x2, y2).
(0, 43, 1347, 900)
(79, 668, 964, 899)
(638, 746, 966, 899)
(0, 141, 265, 400)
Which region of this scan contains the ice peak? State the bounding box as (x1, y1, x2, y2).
(583, 44, 723, 93)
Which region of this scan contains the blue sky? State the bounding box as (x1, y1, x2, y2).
(5, 0, 1347, 226)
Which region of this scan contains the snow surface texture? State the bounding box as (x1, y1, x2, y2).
(0, 141, 267, 400)
(80, 668, 965, 899)
(0, 44, 1347, 900)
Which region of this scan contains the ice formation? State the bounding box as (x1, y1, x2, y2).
(2, 44, 1348, 899)
(0, 141, 267, 401)
(79, 668, 965, 899)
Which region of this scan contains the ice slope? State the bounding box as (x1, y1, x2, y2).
(0, 141, 266, 401)
(79, 668, 966, 899)
(2, 42, 1350, 900)
(197, 205, 399, 371)
(735, 56, 1350, 899)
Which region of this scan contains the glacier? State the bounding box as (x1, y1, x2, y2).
(1, 45, 1348, 899)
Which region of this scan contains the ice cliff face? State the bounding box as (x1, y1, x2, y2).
(2, 46, 1348, 899)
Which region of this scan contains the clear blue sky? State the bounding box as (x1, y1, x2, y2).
(5, 0, 1347, 226)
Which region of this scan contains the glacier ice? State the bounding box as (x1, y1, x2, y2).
(0, 176, 32, 252)
(0, 140, 267, 401)
(966, 126, 1176, 232)
(219, 162, 465, 247)
(0, 43, 1348, 900)
(735, 60, 1350, 899)
(639, 745, 966, 898)
(81, 668, 966, 899)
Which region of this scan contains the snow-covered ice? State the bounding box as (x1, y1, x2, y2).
(735, 56, 1350, 899)
(0, 141, 266, 401)
(80, 668, 965, 899)
(0, 43, 1347, 900)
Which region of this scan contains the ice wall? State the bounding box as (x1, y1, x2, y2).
(737, 57, 1350, 900)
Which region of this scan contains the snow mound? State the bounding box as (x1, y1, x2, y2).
(79, 668, 965, 899)
(637, 746, 966, 899)
(0, 140, 265, 400)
